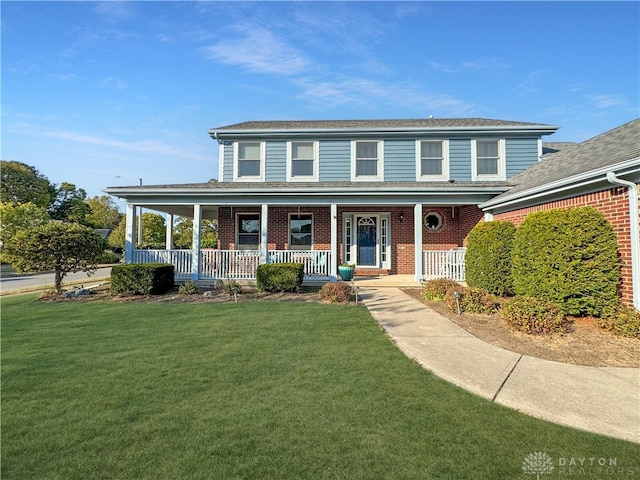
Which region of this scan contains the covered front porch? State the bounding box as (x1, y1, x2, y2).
(105, 181, 499, 286)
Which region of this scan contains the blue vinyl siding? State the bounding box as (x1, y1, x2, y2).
(222, 144, 233, 182)
(265, 141, 286, 182)
(449, 139, 472, 181)
(384, 139, 415, 181)
(506, 138, 539, 178)
(319, 140, 351, 181)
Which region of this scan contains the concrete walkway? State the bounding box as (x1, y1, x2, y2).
(361, 287, 640, 444)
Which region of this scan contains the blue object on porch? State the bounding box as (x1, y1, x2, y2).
(338, 265, 355, 281)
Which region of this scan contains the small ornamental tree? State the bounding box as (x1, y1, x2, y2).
(464, 220, 516, 296)
(511, 207, 620, 316)
(3, 222, 106, 293)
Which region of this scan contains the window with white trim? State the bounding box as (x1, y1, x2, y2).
(287, 141, 318, 181)
(237, 213, 260, 248)
(289, 214, 313, 250)
(472, 139, 505, 180)
(352, 140, 382, 180)
(234, 142, 263, 180)
(417, 140, 448, 180)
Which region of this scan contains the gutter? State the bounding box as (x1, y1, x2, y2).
(606, 172, 640, 311)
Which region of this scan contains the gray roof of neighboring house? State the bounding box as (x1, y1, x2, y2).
(496, 118, 640, 200)
(214, 118, 556, 130)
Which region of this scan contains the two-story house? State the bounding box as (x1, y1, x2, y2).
(105, 118, 559, 284)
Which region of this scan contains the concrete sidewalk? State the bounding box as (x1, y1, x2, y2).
(361, 287, 640, 444)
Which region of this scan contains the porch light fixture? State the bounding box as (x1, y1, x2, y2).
(399, 213, 404, 223)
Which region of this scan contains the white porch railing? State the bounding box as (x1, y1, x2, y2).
(131, 249, 332, 281)
(422, 248, 467, 282)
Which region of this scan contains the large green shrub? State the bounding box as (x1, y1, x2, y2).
(500, 296, 568, 335)
(256, 263, 304, 292)
(511, 207, 620, 316)
(111, 263, 175, 295)
(465, 220, 516, 296)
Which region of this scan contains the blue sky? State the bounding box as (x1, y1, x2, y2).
(2, 1, 638, 199)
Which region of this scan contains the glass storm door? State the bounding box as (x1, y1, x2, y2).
(356, 216, 377, 266)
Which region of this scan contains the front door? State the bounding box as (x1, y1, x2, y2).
(356, 216, 377, 266)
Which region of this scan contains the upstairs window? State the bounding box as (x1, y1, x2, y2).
(473, 139, 505, 180)
(352, 140, 383, 180)
(418, 140, 448, 180)
(287, 141, 318, 181)
(235, 142, 263, 180)
(237, 213, 260, 248)
(289, 214, 313, 250)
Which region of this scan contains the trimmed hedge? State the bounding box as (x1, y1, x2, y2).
(111, 263, 175, 295)
(512, 207, 620, 316)
(465, 220, 516, 296)
(500, 296, 568, 335)
(256, 263, 304, 292)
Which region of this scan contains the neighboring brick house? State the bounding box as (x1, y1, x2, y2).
(480, 119, 640, 310)
(105, 118, 558, 283)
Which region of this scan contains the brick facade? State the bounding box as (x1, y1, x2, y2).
(493, 187, 637, 306)
(217, 204, 485, 276)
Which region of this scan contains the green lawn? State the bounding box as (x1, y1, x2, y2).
(2, 295, 637, 479)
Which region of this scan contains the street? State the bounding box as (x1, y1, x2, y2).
(0, 266, 114, 294)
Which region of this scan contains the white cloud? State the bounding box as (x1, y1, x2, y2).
(42, 129, 210, 163)
(100, 77, 128, 90)
(202, 24, 309, 76)
(513, 69, 553, 96)
(430, 58, 507, 74)
(586, 94, 627, 109)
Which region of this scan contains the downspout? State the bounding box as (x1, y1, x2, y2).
(606, 172, 640, 310)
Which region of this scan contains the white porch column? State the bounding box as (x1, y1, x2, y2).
(165, 213, 174, 250)
(414, 203, 423, 281)
(124, 203, 136, 263)
(260, 204, 268, 264)
(191, 204, 202, 281)
(330, 204, 338, 281)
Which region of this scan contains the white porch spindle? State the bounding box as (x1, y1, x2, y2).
(124, 203, 136, 263)
(191, 204, 202, 281)
(330, 204, 338, 281)
(414, 203, 423, 281)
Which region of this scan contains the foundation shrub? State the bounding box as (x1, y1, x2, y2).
(598, 305, 640, 338)
(320, 282, 353, 304)
(444, 286, 498, 314)
(256, 263, 304, 292)
(511, 207, 620, 316)
(500, 296, 568, 335)
(178, 281, 200, 295)
(465, 220, 516, 296)
(422, 278, 460, 301)
(110, 263, 175, 295)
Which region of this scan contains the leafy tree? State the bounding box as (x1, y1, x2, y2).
(0, 202, 50, 248)
(3, 222, 106, 293)
(107, 212, 167, 250)
(173, 216, 218, 249)
(0, 161, 56, 208)
(84, 195, 123, 229)
(49, 182, 91, 224)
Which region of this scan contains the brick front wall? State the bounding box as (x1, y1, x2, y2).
(218, 205, 485, 276)
(493, 187, 637, 306)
